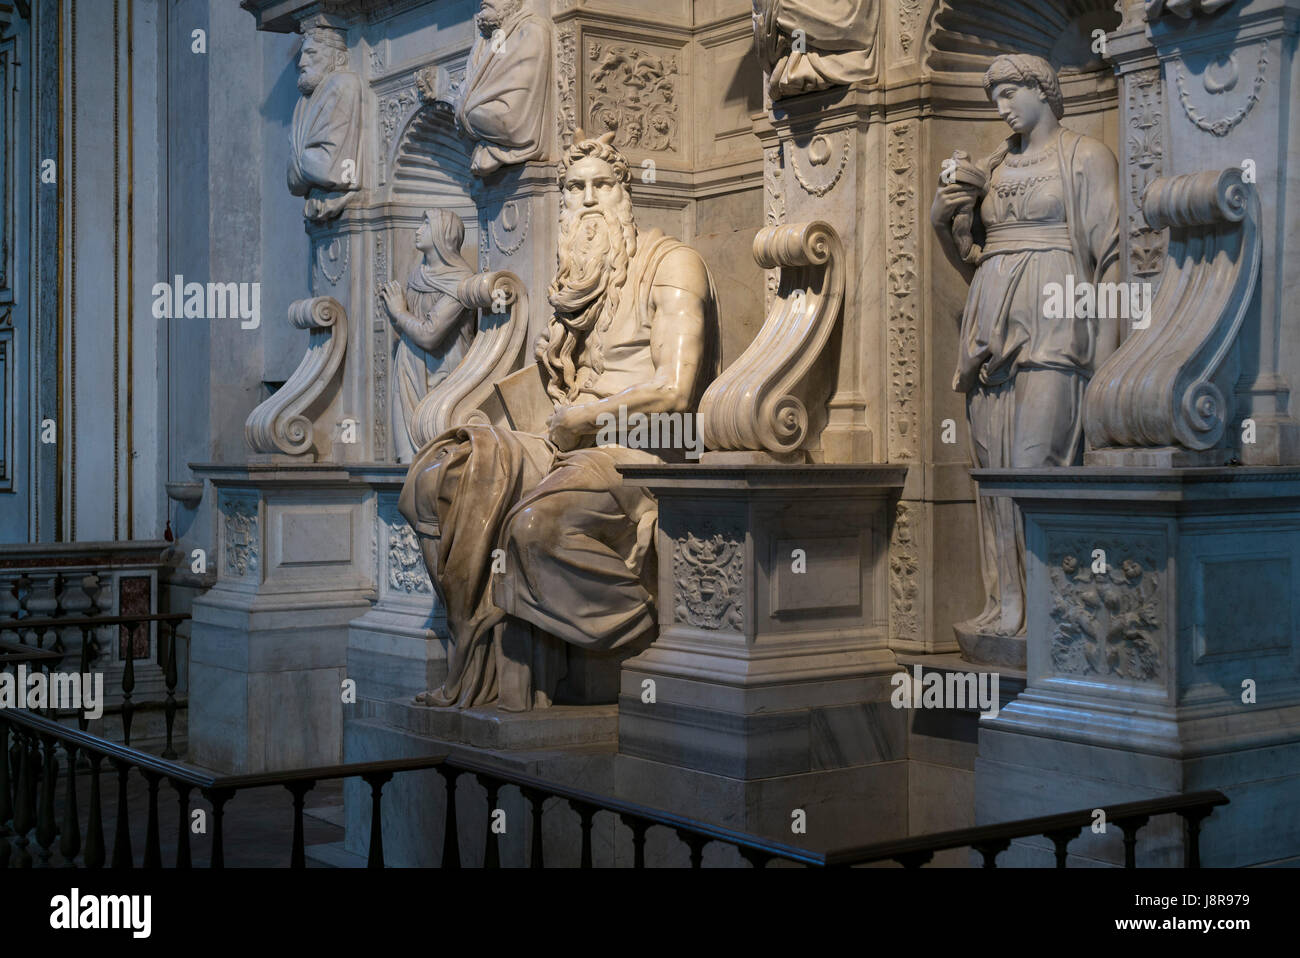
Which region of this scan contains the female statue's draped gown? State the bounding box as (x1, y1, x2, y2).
(956, 128, 1119, 636)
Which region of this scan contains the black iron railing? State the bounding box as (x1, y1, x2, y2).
(1, 612, 189, 755)
(0, 707, 1229, 868)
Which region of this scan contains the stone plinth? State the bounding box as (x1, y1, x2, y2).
(613, 463, 908, 842)
(188, 463, 376, 772)
(972, 466, 1300, 866)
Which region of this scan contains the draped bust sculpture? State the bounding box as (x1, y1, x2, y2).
(399, 131, 719, 711)
(752, 0, 878, 100)
(378, 210, 477, 464)
(929, 55, 1120, 657)
(453, 0, 551, 176)
(288, 26, 362, 222)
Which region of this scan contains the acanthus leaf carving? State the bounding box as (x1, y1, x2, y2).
(586, 42, 679, 153)
(1127, 67, 1167, 279)
(1048, 536, 1163, 682)
(556, 24, 577, 146)
(887, 123, 919, 462)
(889, 501, 920, 642)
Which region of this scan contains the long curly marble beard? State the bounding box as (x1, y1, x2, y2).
(542, 201, 636, 403)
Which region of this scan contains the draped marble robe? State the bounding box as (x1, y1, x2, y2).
(954, 127, 1120, 638)
(399, 230, 718, 711)
(288, 69, 362, 222)
(753, 0, 878, 99)
(454, 2, 551, 175)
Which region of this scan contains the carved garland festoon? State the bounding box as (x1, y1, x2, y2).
(699, 221, 844, 457)
(1084, 168, 1261, 454)
(407, 270, 529, 450)
(245, 296, 349, 459)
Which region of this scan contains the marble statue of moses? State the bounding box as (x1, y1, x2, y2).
(399, 131, 719, 711)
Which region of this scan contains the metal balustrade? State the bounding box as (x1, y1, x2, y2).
(0, 707, 1230, 868)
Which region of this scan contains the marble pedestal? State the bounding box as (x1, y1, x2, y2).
(613, 463, 909, 843)
(188, 463, 375, 772)
(972, 466, 1300, 866)
(345, 467, 447, 705)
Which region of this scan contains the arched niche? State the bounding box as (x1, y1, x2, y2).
(383, 103, 481, 277)
(921, 0, 1122, 121)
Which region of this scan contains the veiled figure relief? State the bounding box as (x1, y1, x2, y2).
(930, 55, 1120, 650)
(378, 210, 477, 464)
(399, 132, 719, 711)
(288, 26, 363, 222)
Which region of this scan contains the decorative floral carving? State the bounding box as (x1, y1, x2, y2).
(387, 517, 432, 594)
(672, 527, 744, 631)
(1174, 45, 1268, 137)
(886, 123, 919, 462)
(373, 235, 389, 459)
(491, 200, 530, 256)
(556, 25, 577, 145)
(1048, 539, 1163, 681)
(763, 144, 785, 312)
(889, 501, 920, 641)
(1127, 67, 1167, 278)
(789, 130, 850, 197)
(378, 85, 418, 182)
(898, 0, 923, 56)
(222, 497, 259, 578)
(586, 43, 678, 152)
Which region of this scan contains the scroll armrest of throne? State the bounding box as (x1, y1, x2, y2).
(245, 296, 348, 461)
(699, 220, 844, 461)
(407, 270, 530, 448)
(1084, 167, 1261, 456)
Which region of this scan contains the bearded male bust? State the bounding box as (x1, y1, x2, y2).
(398, 131, 719, 712)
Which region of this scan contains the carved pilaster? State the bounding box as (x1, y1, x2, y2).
(886, 122, 919, 463)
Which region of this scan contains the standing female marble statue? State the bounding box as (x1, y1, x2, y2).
(378, 210, 477, 463)
(930, 54, 1120, 654)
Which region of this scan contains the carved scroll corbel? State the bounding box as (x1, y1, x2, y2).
(244, 296, 348, 459)
(699, 221, 844, 457)
(407, 270, 528, 448)
(1084, 167, 1261, 455)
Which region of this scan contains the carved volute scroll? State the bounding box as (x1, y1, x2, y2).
(245, 296, 348, 459)
(407, 270, 528, 449)
(699, 221, 844, 458)
(1084, 168, 1261, 455)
